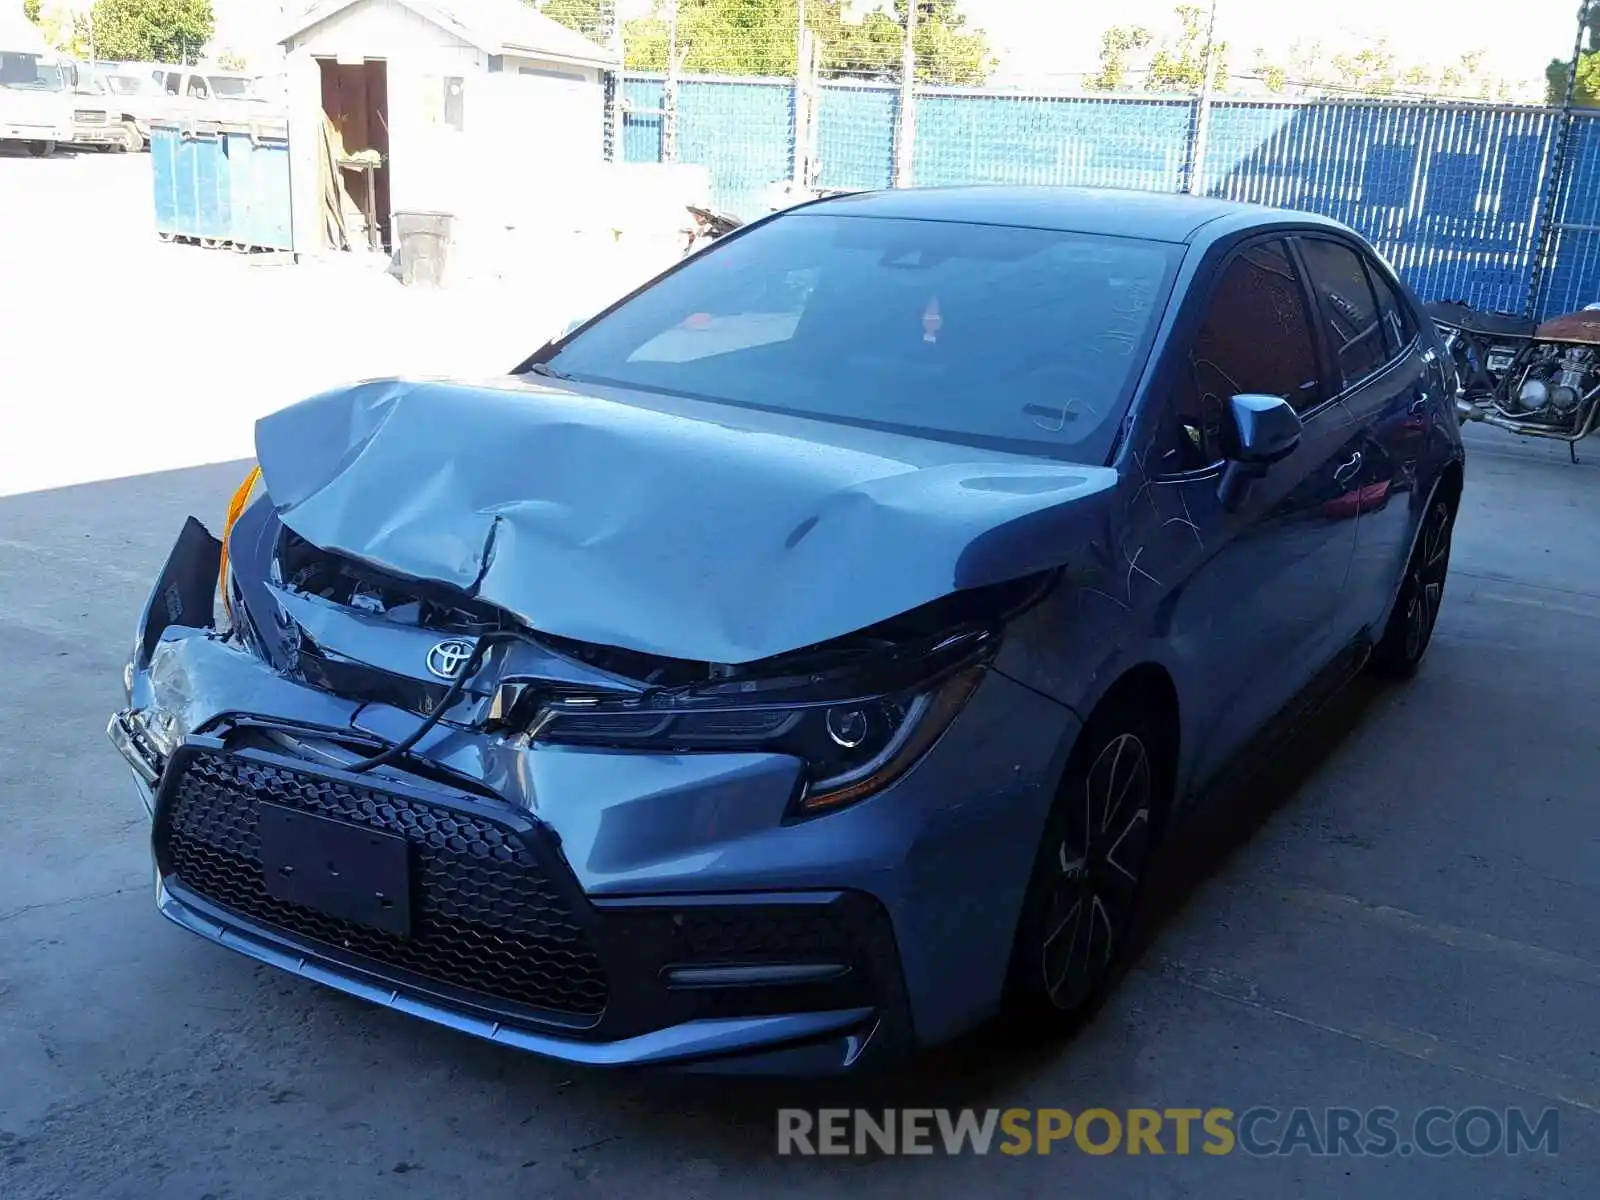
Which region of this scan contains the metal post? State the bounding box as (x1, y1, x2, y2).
(793, 0, 808, 184)
(605, 1, 624, 162)
(893, 0, 918, 187)
(663, 0, 680, 162)
(1184, 0, 1219, 195)
(1526, 0, 1594, 317)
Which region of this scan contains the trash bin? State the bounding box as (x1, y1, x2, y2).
(393, 211, 454, 287)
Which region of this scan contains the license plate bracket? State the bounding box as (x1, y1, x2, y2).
(258, 803, 412, 937)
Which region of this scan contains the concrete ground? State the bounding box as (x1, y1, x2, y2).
(3, 150, 1599, 1200)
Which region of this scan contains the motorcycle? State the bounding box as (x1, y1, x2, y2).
(681, 185, 857, 257)
(1427, 298, 1600, 461)
(683, 203, 744, 256)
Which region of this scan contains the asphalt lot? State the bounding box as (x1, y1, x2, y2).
(4, 149, 1600, 1199)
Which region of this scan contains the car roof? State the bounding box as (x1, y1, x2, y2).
(795, 185, 1349, 246)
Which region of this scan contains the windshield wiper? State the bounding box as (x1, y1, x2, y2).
(526, 362, 572, 381)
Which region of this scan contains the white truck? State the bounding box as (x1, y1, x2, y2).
(69, 62, 156, 151)
(0, 16, 72, 156)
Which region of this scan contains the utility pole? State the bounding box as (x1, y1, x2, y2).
(1184, 0, 1219, 195)
(893, 0, 918, 187)
(1526, 0, 1596, 317)
(663, 0, 680, 161)
(793, 0, 808, 184)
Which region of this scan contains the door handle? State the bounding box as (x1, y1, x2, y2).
(1334, 451, 1363, 485)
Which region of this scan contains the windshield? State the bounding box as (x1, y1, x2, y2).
(542, 213, 1180, 459)
(77, 73, 107, 94)
(0, 52, 65, 92)
(106, 74, 150, 95)
(207, 75, 252, 96)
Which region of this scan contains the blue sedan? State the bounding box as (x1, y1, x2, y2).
(110, 186, 1465, 1074)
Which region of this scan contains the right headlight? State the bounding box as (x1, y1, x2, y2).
(528, 653, 989, 817)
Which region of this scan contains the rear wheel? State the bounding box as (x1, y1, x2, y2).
(1370, 493, 1455, 678)
(1005, 697, 1166, 1032)
(26, 140, 56, 158)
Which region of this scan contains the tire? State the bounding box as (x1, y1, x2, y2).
(118, 121, 143, 153)
(1369, 492, 1455, 679)
(26, 140, 56, 158)
(1004, 695, 1168, 1034)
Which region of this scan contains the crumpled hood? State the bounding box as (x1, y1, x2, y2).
(254, 377, 1119, 664)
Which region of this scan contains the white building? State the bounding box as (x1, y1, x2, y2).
(279, 0, 618, 260)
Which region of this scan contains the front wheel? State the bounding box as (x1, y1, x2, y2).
(1005, 699, 1165, 1032)
(1370, 493, 1455, 678)
(26, 140, 56, 158)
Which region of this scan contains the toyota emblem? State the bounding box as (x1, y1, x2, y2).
(425, 638, 476, 681)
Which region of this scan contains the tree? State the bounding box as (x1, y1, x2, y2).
(1082, 5, 1226, 95)
(1083, 25, 1151, 92)
(81, 0, 215, 64)
(23, 0, 42, 23)
(1545, 5, 1600, 105)
(1144, 4, 1227, 93)
(621, 0, 992, 85)
(536, 0, 613, 45)
(1250, 36, 1513, 101)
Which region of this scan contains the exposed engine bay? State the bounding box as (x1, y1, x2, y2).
(1504, 343, 1599, 428)
(239, 514, 1048, 809)
(1428, 298, 1600, 458)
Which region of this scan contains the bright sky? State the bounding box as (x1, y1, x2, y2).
(198, 0, 1581, 94)
(962, 0, 1579, 92)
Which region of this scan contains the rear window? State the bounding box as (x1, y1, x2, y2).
(543, 213, 1181, 459)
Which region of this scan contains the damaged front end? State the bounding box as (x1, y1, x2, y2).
(108, 461, 1075, 1071)
(114, 466, 1045, 818)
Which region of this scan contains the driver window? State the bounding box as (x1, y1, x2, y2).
(1165, 239, 1322, 471)
(187, 75, 210, 99)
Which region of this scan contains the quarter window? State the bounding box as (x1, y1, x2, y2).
(1167, 239, 1322, 469)
(1365, 262, 1415, 359)
(1299, 238, 1390, 389)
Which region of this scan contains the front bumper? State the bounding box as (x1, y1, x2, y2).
(0, 123, 69, 142)
(71, 123, 123, 146)
(110, 523, 1076, 1074)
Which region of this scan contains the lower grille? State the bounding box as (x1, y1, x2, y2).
(157, 748, 609, 1020)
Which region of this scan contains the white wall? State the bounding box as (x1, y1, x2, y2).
(286, 0, 484, 252)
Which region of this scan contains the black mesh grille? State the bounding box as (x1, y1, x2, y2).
(159, 750, 609, 1020)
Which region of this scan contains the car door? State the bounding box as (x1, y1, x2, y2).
(1150, 236, 1363, 784)
(1295, 236, 1428, 634)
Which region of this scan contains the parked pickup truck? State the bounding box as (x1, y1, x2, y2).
(152, 68, 287, 123)
(71, 62, 161, 150)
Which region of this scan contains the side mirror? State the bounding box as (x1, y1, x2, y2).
(1218, 394, 1302, 511)
(1229, 393, 1302, 465)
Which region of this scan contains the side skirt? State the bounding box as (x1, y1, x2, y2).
(1180, 635, 1373, 822)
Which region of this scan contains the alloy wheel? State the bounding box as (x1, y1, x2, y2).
(1040, 732, 1152, 1012)
(1404, 500, 1452, 661)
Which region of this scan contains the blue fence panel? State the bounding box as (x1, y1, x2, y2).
(816, 82, 896, 192)
(1535, 113, 1600, 316)
(618, 72, 1600, 318)
(913, 93, 1193, 191)
(624, 74, 794, 217)
(1203, 101, 1556, 313)
(622, 76, 665, 164)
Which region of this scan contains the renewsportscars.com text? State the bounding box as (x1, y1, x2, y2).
(776, 1107, 1560, 1157)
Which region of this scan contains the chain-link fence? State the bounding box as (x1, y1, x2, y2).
(534, 0, 1599, 318)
